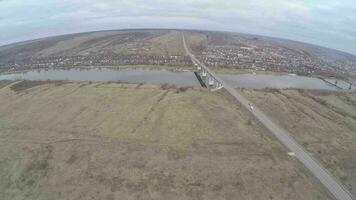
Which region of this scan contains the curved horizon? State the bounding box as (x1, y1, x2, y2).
(1, 27, 355, 57)
(0, 0, 355, 55)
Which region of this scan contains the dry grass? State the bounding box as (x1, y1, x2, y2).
(0, 80, 12, 89)
(241, 88, 356, 196)
(184, 31, 207, 53)
(0, 81, 331, 200)
(147, 31, 186, 55)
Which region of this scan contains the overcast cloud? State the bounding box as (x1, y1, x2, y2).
(0, 0, 355, 54)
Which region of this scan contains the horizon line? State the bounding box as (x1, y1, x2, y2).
(1, 27, 355, 57)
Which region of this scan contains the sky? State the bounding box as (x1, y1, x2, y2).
(0, 0, 355, 54)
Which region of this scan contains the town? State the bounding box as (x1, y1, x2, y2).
(1, 30, 356, 82)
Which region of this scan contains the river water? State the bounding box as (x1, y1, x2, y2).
(0, 68, 354, 91)
(220, 74, 355, 90)
(0, 68, 200, 87)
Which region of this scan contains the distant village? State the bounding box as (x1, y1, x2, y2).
(0, 54, 192, 72)
(197, 45, 356, 80)
(1, 44, 356, 81)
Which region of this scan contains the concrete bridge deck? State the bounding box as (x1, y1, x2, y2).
(182, 34, 224, 91)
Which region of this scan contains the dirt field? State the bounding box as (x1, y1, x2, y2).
(0, 81, 330, 200)
(0, 30, 186, 61)
(240, 88, 356, 197)
(39, 30, 186, 57)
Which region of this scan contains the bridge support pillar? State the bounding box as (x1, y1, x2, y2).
(194, 63, 223, 91)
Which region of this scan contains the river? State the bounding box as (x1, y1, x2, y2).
(0, 68, 354, 91)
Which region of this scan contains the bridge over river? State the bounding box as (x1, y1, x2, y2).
(182, 32, 354, 200)
(182, 35, 224, 91)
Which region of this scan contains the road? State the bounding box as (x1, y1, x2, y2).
(182, 32, 354, 200)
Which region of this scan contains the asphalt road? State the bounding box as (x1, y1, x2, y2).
(182, 32, 354, 200)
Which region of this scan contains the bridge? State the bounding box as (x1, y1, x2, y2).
(319, 77, 354, 90)
(182, 34, 224, 91)
(182, 32, 354, 200)
(194, 63, 224, 91)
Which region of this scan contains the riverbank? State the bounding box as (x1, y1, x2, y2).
(0, 80, 330, 200)
(211, 67, 290, 76)
(0, 64, 195, 75)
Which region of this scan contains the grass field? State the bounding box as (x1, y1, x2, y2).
(241, 88, 356, 197)
(0, 80, 331, 200)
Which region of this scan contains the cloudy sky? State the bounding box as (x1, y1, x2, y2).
(0, 0, 355, 54)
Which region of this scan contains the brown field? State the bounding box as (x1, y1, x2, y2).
(0, 80, 330, 200)
(184, 31, 207, 52)
(0, 30, 186, 62)
(240, 88, 356, 197)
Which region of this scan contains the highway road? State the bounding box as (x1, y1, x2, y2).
(182, 32, 354, 200)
